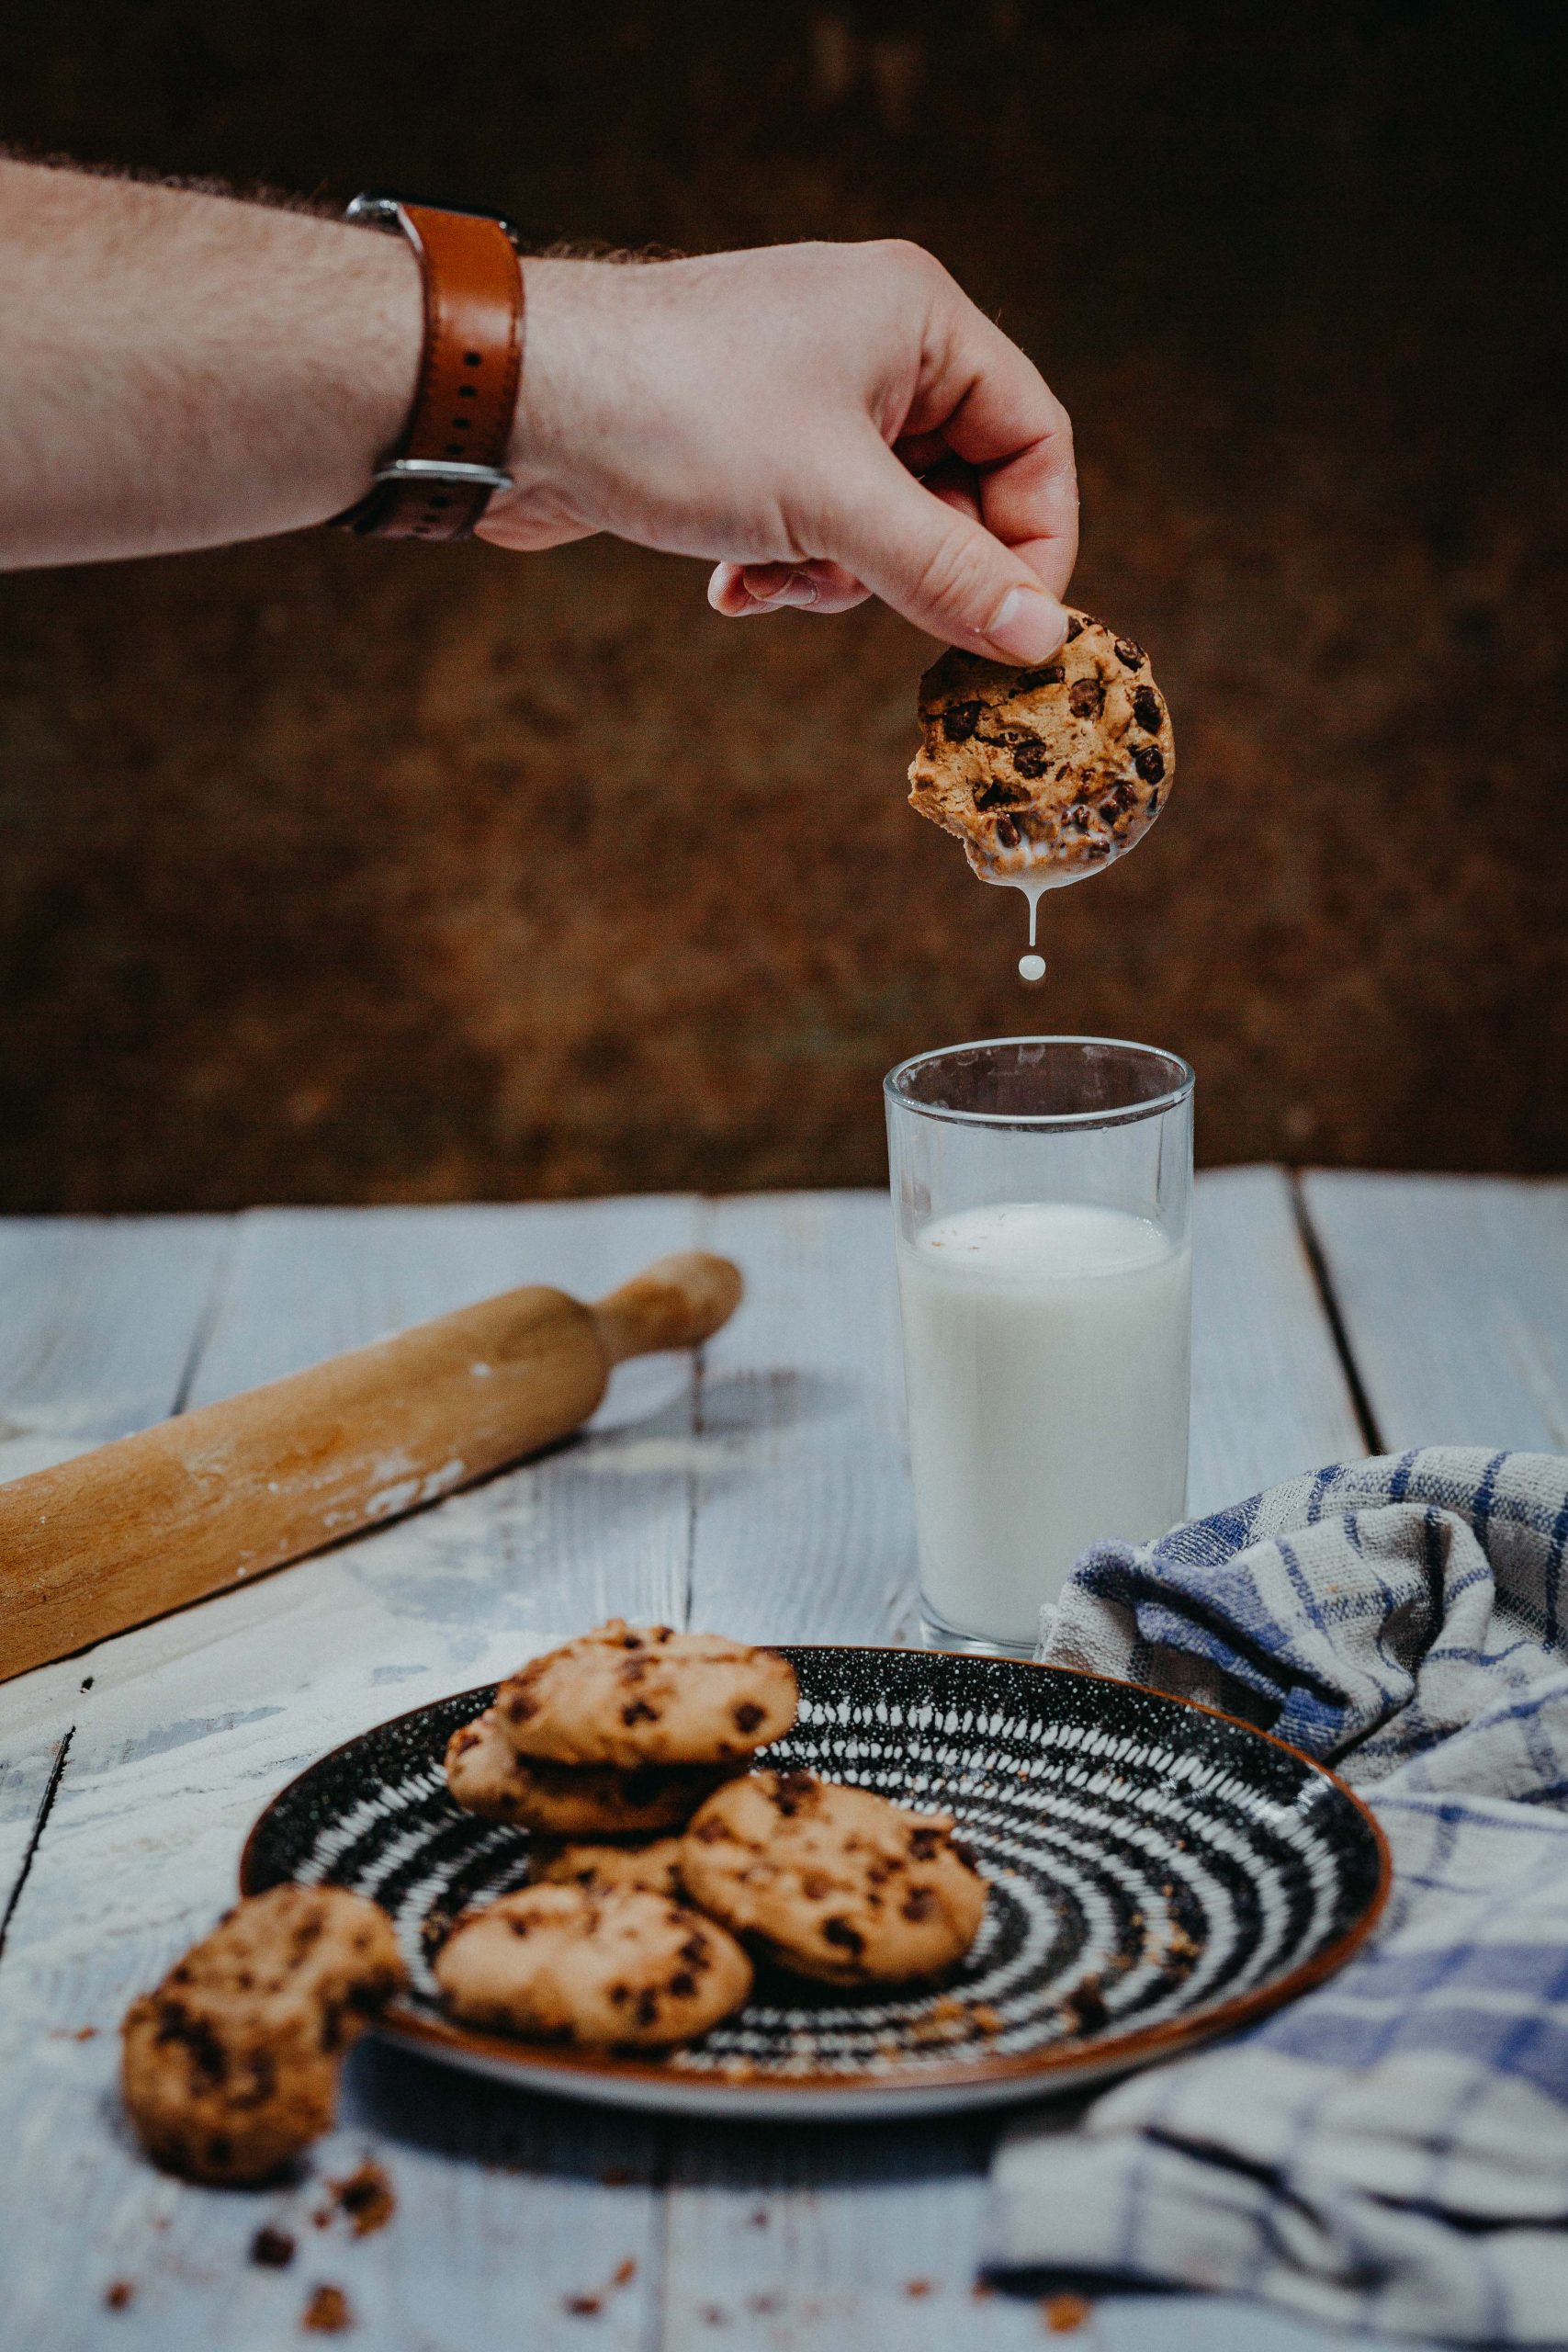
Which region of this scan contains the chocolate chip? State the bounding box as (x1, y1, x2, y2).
(507, 1916, 531, 1939)
(1132, 684, 1162, 732)
(679, 1932, 711, 1966)
(822, 1916, 865, 1955)
(610, 1983, 630, 2005)
(801, 1871, 831, 1899)
(974, 778, 1023, 809)
(620, 1631, 644, 1649)
(1133, 743, 1165, 784)
(901, 1887, 938, 1922)
(1099, 800, 1121, 825)
(941, 700, 984, 742)
(692, 1817, 728, 1843)
(994, 816, 1021, 849)
(1064, 1979, 1109, 2032)
(621, 1700, 660, 1726)
(1146, 790, 1161, 814)
(506, 1692, 537, 1722)
(669, 1971, 696, 1997)
(908, 1827, 941, 1860)
(1113, 635, 1145, 672)
(773, 1770, 818, 1815)
(1011, 741, 1051, 779)
(1065, 616, 1086, 640)
(635, 1988, 660, 2026)
(732, 1702, 764, 1734)
(1112, 780, 1136, 810)
(1068, 678, 1104, 719)
(1015, 663, 1065, 689)
(251, 2226, 296, 2268)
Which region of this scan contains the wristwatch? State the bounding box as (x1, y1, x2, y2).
(332, 193, 524, 542)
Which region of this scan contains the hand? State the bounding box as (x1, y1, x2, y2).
(480, 241, 1077, 664)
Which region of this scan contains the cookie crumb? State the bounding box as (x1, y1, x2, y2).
(1042, 2291, 1093, 2333)
(613, 2257, 637, 2286)
(564, 2293, 603, 2316)
(331, 2160, 395, 2238)
(104, 2281, 134, 2312)
(251, 2225, 297, 2268)
(905, 2277, 934, 2297)
(301, 2284, 352, 2334)
(74, 2025, 98, 2041)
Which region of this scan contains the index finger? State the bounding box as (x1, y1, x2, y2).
(900, 289, 1078, 599)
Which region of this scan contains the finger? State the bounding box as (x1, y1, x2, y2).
(827, 436, 1070, 662)
(707, 558, 870, 618)
(904, 292, 1079, 597)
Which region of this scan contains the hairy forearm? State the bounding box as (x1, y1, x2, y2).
(0, 160, 421, 569)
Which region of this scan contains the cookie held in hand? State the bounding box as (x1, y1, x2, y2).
(434, 1882, 753, 2048)
(678, 1769, 987, 1987)
(120, 1884, 405, 2185)
(908, 612, 1173, 882)
(497, 1620, 798, 1769)
(445, 1708, 737, 1834)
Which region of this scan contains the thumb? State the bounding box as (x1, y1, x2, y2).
(825, 443, 1069, 662)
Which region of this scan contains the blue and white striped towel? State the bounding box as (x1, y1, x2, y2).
(989, 1448, 1568, 2346)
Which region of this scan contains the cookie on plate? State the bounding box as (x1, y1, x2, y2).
(434, 1883, 752, 2048)
(445, 1707, 733, 1835)
(120, 1884, 406, 2184)
(679, 1769, 987, 1987)
(497, 1621, 798, 1769)
(530, 1835, 686, 1899)
(908, 611, 1173, 882)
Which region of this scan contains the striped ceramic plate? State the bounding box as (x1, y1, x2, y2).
(241, 1644, 1389, 2120)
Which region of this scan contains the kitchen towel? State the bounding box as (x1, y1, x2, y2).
(991, 1447, 1568, 2346)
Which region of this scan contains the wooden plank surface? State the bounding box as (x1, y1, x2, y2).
(1301, 1171, 1568, 1452)
(0, 1215, 231, 1906)
(0, 1182, 1447, 2350)
(1189, 1167, 1368, 1512)
(0, 1199, 700, 2352)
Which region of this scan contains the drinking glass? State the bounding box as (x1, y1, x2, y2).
(885, 1036, 1194, 1655)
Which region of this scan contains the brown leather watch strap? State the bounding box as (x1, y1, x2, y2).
(333, 197, 524, 542)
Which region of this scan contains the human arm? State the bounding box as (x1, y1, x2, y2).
(0, 160, 1076, 662)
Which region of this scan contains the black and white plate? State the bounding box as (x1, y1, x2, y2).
(241, 1645, 1390, 2120)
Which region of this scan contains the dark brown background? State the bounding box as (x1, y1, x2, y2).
(2, 1, 1564, 1211)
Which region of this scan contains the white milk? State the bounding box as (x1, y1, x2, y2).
(897, 1200, 1191, 1647)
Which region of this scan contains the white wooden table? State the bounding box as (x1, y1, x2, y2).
(2, 1171, 1564, 2351)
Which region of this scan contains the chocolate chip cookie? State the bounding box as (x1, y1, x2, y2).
(908, 611, 1173, 881)
(497, 1621, 798, 1769)
(445, 1706, 733, 1835)
(434, 1883, 753, 2048)
(530, 1835, 686, 1899)
(678, 1769, 987, 1986)
(120, 1884, 406, 2184)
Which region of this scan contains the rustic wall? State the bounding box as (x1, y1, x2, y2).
(1, 1, 1564, 1210)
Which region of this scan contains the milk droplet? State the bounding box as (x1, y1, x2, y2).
(1018, 953, 1047, 983)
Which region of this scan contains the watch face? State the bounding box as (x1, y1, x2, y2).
(344, 191, 520, 248)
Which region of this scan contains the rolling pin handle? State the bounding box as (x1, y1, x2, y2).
(592, 1251, 743, 1367)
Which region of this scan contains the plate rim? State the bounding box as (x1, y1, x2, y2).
(239, 1645, 1393, 2106)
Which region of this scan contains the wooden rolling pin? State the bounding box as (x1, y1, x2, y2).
(0, 1250, 742, 1685)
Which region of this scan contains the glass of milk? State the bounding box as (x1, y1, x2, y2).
(886, 1036, 1194, 1655)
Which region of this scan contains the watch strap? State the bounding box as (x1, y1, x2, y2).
(333, 198, 523, 542)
